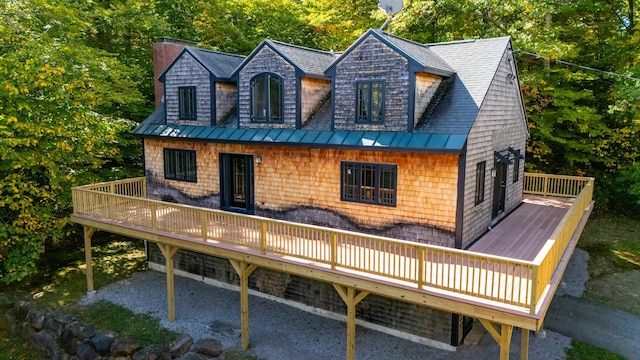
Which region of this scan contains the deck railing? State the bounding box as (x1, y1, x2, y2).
(523, 173, 594, 313)
(72, 173, 593, 313)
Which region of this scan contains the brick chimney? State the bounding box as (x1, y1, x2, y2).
(152, 37, 199, 108)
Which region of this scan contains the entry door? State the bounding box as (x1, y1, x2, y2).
(492, 161, 507, 219)
(220, 153, 254, 214)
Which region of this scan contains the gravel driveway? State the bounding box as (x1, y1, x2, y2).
(81, 249, 590, 359)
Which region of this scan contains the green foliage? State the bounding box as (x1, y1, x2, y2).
(1, 0, 639, 283)
(393, 0, 640, 213)
(0, 0, 144, 283)
(566, 339, 627, 360)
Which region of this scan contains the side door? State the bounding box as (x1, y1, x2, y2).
(220, 153, 254, 214)
(492, 161, 507, 219)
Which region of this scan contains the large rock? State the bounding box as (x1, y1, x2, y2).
(169, 333, 193, 358)
(132, 344, 171, 360)
(27, 308, 46, 330)
(69, 321, 96, 340)
(52, 310, 75, 329)
(42, 311, 63, 336)
(91, 330, 117, 356)
(111, 337, 141, 356)
(76, 339, 99, 360)
(32, 329, 63, 360)
(15, 298, 34, 319)
(61, 327, 81, 355)
(193, 338, 222, 357)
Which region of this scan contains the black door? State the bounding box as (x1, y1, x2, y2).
(492, 161, 507, 219)
(220, 153, 254, 214)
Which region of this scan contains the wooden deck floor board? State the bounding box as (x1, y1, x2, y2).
(469, 195, 573, 261)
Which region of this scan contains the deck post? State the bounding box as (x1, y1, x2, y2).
(157, 244, 180, 322)
(500, 324, 513, 360)
(333, 284, 369, 360)
(83, 226, 97, 294)
(520, 328, 529, 360)
(229, 260, 258, 350)
(479, 319, 513, 360)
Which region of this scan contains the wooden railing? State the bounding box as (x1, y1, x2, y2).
(523, 173, 590, 197)
(523, 173, 594, 313)
(72, 173, 593, 313)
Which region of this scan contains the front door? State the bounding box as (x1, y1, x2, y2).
(220, 153, 254, 214)
(492, 161, 507, 219)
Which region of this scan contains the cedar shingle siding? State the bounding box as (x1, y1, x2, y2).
(140, 32, 528, 348)
(333, 36, 410, 131)
(164, 53, 212, 126)
(215, 82, 238, 123)
(461, 49, 527, 248)
(238, 47, 297, 129)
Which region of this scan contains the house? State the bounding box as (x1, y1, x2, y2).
(133, 30, 528, 349)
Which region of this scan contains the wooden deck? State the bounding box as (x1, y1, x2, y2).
(470, 195, 573, 261)
(71, 173, 595, 360)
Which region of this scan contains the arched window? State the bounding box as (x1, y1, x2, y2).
(251, 73, 283, 123)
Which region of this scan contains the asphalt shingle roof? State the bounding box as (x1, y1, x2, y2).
(419, 36, 511, 135)
(186, 48, 245, 80)
(381, 33, 453, 75)
(266, 40, 337, 77)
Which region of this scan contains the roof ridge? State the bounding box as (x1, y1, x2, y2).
(191, 47, 246, 59)
(266, 39, 336, 57)
(380, 31, 430, 49)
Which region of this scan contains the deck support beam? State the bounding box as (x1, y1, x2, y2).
(83, 226, 97, 294)
(157, 244, 180, 322)
(479, 319, 514, 360)
(229, 260, 258, 350)
(333, 284, 369, 360)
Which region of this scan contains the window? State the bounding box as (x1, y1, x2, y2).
(513, 150, 521, 183)
(178, 86, 197, 120)
(164, 148, 197, 182)
(341, 161, 397, 206)
(475, 161, 486, 205)
(356, 80, 385, 123)
(251, 73, 283, 123)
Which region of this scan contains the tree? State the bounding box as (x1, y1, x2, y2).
(0, 0, 143, 283)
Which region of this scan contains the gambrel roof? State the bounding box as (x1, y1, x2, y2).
(158, 47, 246, 82)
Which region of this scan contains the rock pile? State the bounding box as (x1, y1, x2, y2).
(0, 292, 225, 359)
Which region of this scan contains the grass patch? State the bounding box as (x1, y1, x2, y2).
(577, 215, 640, 314)
(31, 232, 147, 308)
(70, 301, 177, 347)
(0, 233, 148, 359)
(566, 339, 628, 360)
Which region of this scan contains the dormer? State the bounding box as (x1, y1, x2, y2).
(232, 40, 336, 129)
(325, 29, 455, 132)
(159, 48, 245, 127)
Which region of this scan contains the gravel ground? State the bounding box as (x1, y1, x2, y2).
(81, 249, 589, 359)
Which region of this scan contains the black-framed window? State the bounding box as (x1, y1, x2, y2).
(356, 80, 385, 123)
(251, 73, 283, 123)
(341, 161, 397, 206)
(513, 150, 521, 183)
(178, 86, 197, 120)
(475, 161, 486, 205)
(164, 148, 197, 182)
